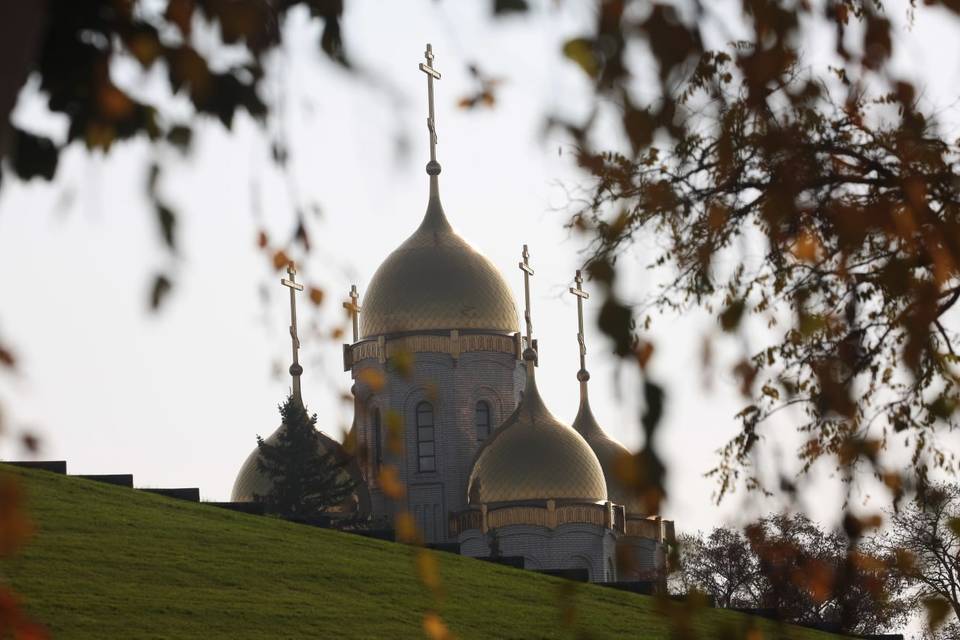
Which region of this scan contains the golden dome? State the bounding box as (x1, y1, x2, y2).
(231, 423, 369, 513)
(467, 357, 607, 505)
(360, 179, 519, 338)
(572, 385, 645, 516)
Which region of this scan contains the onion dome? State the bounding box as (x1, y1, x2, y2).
(231, 423, 370, 515)
(359, 180, 519, 338)
(467, 349, 607, 505)
(572, 376, 645, 516)
(567, 268, 645, 515)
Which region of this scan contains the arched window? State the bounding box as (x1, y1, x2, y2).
(475, 401, 491, 441)
(416, 401, 436, 472)
(372, 408, 382, 476)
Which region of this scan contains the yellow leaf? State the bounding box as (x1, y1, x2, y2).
(358, 369, 386, 392)
(378, 465, 405, 500)
(422, 612, 453, 640)
(562, 38, 597, 77)
(416, 550, 442, 592)
(392, 349, 414, 380)
(395, 511, 421, 545)
(385, 409, 404, 454)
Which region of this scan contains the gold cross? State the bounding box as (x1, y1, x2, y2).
(569, 270, 590, 372)
(281, 261, 304, 403)
(518, 245, 535, 349)
(419, 43, 441, 167)
(342, 284, 361, 343)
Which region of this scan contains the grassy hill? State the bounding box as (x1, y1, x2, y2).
(3, 466, 841, 639)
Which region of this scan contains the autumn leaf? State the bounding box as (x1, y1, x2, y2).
(0, 346, 15, 369)
(562, 38, 597, 78)
(422, 611, 453, 640)
(271, 250, 290, 271)
(149, 274, 173, 310)
(357, 368, 385, 392)
(395, 511, 420, 544)
(416, 550, 442, 592)
(378, 465, 405, 500)
(308, 287, 324, 306)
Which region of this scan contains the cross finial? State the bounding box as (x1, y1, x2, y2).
(419, 43, 442, 176)
(281, 261, 305, 405)
(569, 269, 590, 375)
(518, 245, 535, 351)
(342, 284, 361, 343)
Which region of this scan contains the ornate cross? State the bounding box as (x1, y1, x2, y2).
(281, 261, 304, 403)
(519, 244, 535, 349)
(342, 284, 361, 343)
(419, 43, 441, 169)
(569, 270, 590, 372)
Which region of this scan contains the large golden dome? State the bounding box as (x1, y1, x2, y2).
(467, 357, 607, 505)
(572, 386, 645, 516)
(359, 181, 519, 339)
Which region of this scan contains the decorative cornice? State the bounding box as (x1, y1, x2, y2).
(449, 501, 629, 538)
(344, 330, 520, 371)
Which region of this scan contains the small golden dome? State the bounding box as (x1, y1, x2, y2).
(467, 359, 607, 505)
(360, 181, 519, 338)
(572, 388, 645, 516)
(231, 424, 369, 514)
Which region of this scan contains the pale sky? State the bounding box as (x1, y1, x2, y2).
(2, 0, 960, 534)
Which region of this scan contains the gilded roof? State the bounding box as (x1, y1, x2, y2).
(467, 358, 607, 505)
(572, 385, 646, 516)
(231, 423, 369, 513)
(359, 178, 519, 338)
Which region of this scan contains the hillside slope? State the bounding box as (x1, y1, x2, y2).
(4, 467, 839, 639)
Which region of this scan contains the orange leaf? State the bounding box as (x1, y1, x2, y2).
(396, 511, 420, 545)
(256, 230, 269, 249)
(378, 465, 405, 500)
(165, 0, 194, 35)
(271, 250, 290, 271)
(416, 550, 442, 592)
(309, 287, 324, 306)
(0, 347, 15, 368)
(98, 84, 135, 121)
(357, 369, 385, 392)
(422, 612, 453, 640)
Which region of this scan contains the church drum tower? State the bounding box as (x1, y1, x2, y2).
(342, 44, 524, 542)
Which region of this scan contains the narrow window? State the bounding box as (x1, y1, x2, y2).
(416, 401, 436, 472)
(475, 401, 491, 441)
(372, 408, 382, 476)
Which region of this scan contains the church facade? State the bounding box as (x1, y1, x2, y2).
(233, 44, 673, 584)
(341, 45, 673, 582)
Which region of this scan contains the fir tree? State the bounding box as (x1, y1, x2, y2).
(255, 395, 358, 520)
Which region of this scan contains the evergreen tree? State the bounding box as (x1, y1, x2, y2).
(255, 395, 358, 520)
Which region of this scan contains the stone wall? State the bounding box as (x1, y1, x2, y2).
(459, 523, 618, 582)
(349, 338, 524, 542)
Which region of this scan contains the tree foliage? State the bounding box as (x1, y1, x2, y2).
(559, 1, 960, 506)
(676, 514, 909, 634)
(255, 395, 358, 519)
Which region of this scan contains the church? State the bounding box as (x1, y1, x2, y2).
(232, 44, 673, 584)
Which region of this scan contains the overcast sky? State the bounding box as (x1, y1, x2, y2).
(2, 0, 960, 533)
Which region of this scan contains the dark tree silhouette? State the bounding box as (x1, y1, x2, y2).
(674, 527, 760, 609)
(255, 395, 358, 520)
(870, 484, 960, 637)
(677, 515, 908, 634)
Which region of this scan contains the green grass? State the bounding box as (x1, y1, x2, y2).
(4, 466, 841, 639)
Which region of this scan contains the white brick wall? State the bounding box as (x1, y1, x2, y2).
(350, 345, 524, 542)
(459, 523, 619, 582)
